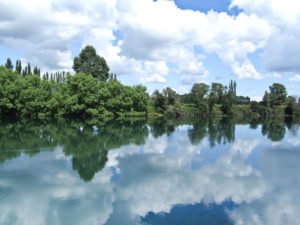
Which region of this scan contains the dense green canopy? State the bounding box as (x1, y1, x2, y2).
(0, 66, 149, 118)
(73, 45, 110, 82)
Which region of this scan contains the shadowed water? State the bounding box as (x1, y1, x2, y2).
(0, 118, 299, 225)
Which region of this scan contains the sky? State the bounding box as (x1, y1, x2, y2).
(0, 0, 300, 100)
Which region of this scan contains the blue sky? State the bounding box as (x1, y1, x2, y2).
(0, 0, 299, 100)
(174, 0, 231, 12)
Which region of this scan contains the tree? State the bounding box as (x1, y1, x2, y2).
(22, 67, 28, 76)
(152, 90, 167, 113)
(27, 63, 32, 75)
(73, 45, 110, 81)
(228, 80, 236, 102)
(210, 83, 224, 104)
(191, 83, 209, 107)
(0, 66, 21, 116)
(5, 58, 13, 70)
(132, 85, 149, 112)
(262, 91, 270, 108)
(63, 73, 100, 116)
(236, 96, 250, 105)
(33, 66, 40, 76)
(15, 60, 22, 74)
(208, 82, 224, 112)
(163, 87, 177, 105)
(191, 83, 209, 115)
(104, 81, 135, 114)
(285, 96, 297, 116)
(269, 83, 287, 107)
(220, 80, 237, 116)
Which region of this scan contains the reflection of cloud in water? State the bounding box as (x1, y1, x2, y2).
(230, 146, 300, 225)
(0, 124, 299, 225)
(110, 138, 265, 221)
(286, 136, 300, 147)
(0, 150, 115, 225)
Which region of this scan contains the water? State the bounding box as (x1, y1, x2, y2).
(0, 118, 299, 225)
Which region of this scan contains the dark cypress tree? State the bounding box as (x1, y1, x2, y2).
(33, 66, 38, 75)
(109, 73, 113, 81)
(5, 58, 14, 70)
(15, 60, 22, 74)
(27, 63, 32, 75)
(22, 67, 28, 76)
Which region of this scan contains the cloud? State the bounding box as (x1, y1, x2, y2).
(0, 150, 115, 225)
(107, 135, 265, 221)
(0, 0, 118, 71)
(230, 146, 300, 225)
(231, 0, 300, 74)
(139, 61, 169, 83)
(116, 0, 271, 81)
(289, 74, 300, 82)
(0, 0, 276, 83)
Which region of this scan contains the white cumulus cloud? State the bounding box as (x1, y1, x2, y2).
(0, 0, 299, 85)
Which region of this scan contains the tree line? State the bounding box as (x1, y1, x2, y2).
(151, 80, 300, 119)
(1, 45, 300, 119)
(0, 46, 149, 118)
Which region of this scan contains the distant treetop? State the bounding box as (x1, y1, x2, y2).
(73, 45, 110, 82)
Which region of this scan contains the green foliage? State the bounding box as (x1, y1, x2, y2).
(216, 80, 236, 116)
(236, 96, 250, 105)
(0, 66, 149, 118)
(210, 83, 224, 104)
(105, 81, 134, 114)
(208, 83, 224, 112)
(132, 85, 149, 112)
(232, 105, 253, 119)
(0, 67, 21, 116)
(73, 45, 110, 82)
(163, 87, 178, 105)
(285, 96, 297, 116)
(269, 83, 287, 107)
(152, 87, 183, 117)
(191, 83, 209, 108)
(152, 90, 167, 113)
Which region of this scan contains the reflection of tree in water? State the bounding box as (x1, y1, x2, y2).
(288, 123, 299, 137)
(149, 118, 176, 138)
(62, 119, 149, 182)
(188, 119, 235, 147)
(149, 118, 236, 147)
(0, 118, 297, 181)
(188, 120, 208, 145)
(249, 119, 260, 129)
(0, 119, 149, 182)
(261, 120, 286, 142)
(208, 119, 235, 147)
(71, 147, 108, 182)
(0, 120, 60, 163)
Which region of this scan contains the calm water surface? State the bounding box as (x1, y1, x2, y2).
(0, 118, 299, 225)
